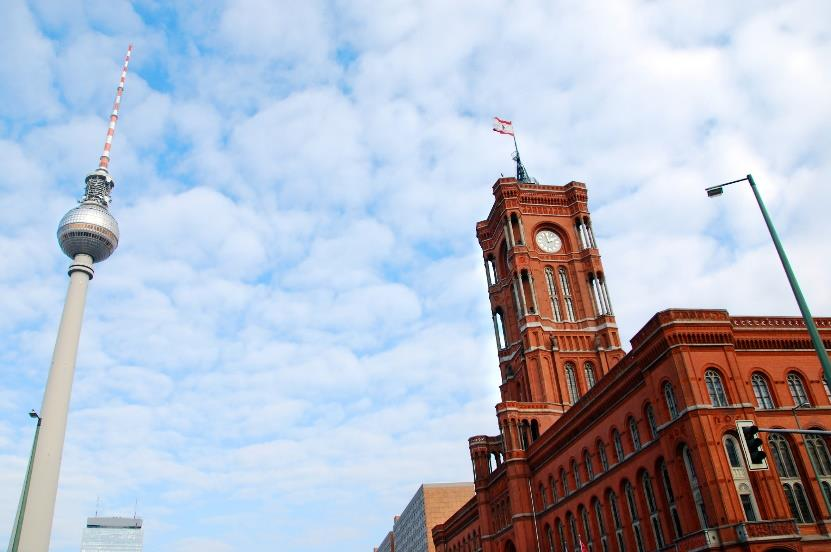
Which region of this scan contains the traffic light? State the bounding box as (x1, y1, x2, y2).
(736, 420, 768, 470)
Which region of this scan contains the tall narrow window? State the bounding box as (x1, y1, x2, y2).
(493, 310, 507, 350)
(659, 460, 682, 538)
(561, 468, 569, 496)
(629, 417, 641, 451)
(723, 435, 760, 523)
(705, 369, 728, 406)
(613, 429, 625, 463)
(485, 256, 498, 286)
(683, 446, 709, 528)
(546, 525, 555, 552)
(584, 362, 596, 390)
(558, 520, 567, 552)
(585, 217, 598, 248)
(824, 378, 831, 403)
(664, 382, 679, 420)
(788, 373, 811, 406)
(559, 267, 576, 321)
(598, 441, 609, 472)
(769, 434, 814, 523)
(521, 270, 538, 314)
(624, 481, 644, 552)
(645, 404, 658, 439)
(751, 373, 775, 409)
(594, 499, 609, 552)
(572, 459, 582, 489)
(565, 363, 580, 404)
(642, 472, 666, 549)
(550, 475, 558, 503)
(510, 213, 524, 245)
(568, 513, 579, 552)
(580, 506, 594, 552)
(545, 266, 563, 322)
(584, 450, 594, 480)
(608, 491, 625, 552)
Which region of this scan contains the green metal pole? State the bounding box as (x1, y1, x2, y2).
(8, 418, 40, 552)
(746, 173, 831, 386)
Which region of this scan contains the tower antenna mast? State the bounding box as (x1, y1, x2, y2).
(99, 44, 132, 172)
(492, 116, 531, 182)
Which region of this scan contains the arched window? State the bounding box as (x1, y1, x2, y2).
(572, 459, 582, 488)
(769, 434, 813, 523)
(751, 373, 774, 409)
(613, 429, 625, 463)
(561, 468, 569, 495)
(624, 480, 645, 552)
(629, 417, 641, 451)
(597, 441, 609, 472)
(664, 382, 679, 420)
(788, 373, 811, 407)
(645, 404, 658, 439)
(580, 505, 594, 551)
(539, 483, 547, 508)
(493, 310, 507, 350)
(659, 460, 683, 538)
(723, 435, 759, 521)
(704, 369, 728, 407)
(584, 362, 596, 389)
(642, 472, 665, 549)
(608, 491, 625, 552)
(557, 519, 567, 552)
(567, 512, 579, 552)
(565, 363, 580, 404)
(558, 267, 576, 321)
(682, 446, 709, 529)
(593, 498, 609, 552)
(544, 266, 563, 322)
(549, 475, 558, 503)
(584, 450, 594, 480)
(545, 525, 555, 552)
(485, 256, 498, 286)
(510, 212, 524, 245)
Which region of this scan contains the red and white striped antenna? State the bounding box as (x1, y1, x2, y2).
(98, 44, 132, 172)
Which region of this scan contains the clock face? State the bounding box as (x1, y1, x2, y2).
(535, 230, 562, 253)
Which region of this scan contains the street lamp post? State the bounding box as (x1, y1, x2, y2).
(7, 411, 42, 552)
(706, 174, 831, 386)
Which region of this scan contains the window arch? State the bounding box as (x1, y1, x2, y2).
(723, 434, 760, 521)
(584, 362, 596, 390)
(787, 372, 811, 406)
(593, 498, 609, 552)
(557, 519, 567, 552)
(608, 490, 625, 552)
(642, 472, 666, 549)
(597, 440, 609, 472)
(544, 266, 563, 322)
(584, 450, 594, 481)
(769, 434, 813, 523)
(658, 460, 683, 538)
(545, 524, 555, 552)
(493, 310, 507, 350)
(751, 373, 775, 409)
(682, 445, 709, 529)
(572, 459, 582, 489)
(485, 255, 498, 286)
(664, 382, 679, 420)
(629, 417, 641, 451)
(567, 512, 579, 552)
(561, 467, 569, 496)
(624, 480, 645, 552)
(565, 363, 580, 404)
(645, 403, 658, 439)
(558, 267, 576, 321)
(580, 505, 594, 552)
(612, 429, 625, 463)
(704, 369, 728, 407)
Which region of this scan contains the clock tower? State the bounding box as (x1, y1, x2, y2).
(477, 177, 624, 450)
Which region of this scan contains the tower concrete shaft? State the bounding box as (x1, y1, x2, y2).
(16, 255, 93, 551)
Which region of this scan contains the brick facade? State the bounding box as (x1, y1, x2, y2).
(432, 178, 831, 552)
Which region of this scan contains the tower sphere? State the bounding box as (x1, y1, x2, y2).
(57, 170, 120, 263)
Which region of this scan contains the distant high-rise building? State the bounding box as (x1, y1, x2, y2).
(80, 517, 143, 552)
(374, 483, 473, 552)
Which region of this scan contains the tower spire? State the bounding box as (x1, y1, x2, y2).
(98, 44, 132, 172)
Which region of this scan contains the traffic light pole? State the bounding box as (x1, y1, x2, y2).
(759, 428, 831, 436)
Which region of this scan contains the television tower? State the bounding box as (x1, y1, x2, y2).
(14, 45, 132, 552)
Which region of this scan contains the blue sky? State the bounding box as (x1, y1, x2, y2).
(1, 1, 830, 550)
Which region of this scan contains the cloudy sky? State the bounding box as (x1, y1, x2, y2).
(1, 0, 830, 550)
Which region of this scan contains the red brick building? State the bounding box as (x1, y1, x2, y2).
(432, 177, 831, 552)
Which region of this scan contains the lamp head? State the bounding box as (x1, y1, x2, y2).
(29, 410, 39, 419)
(706, 186, 724, 198)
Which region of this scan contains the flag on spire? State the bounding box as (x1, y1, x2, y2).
(492, 116, 515, 136)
